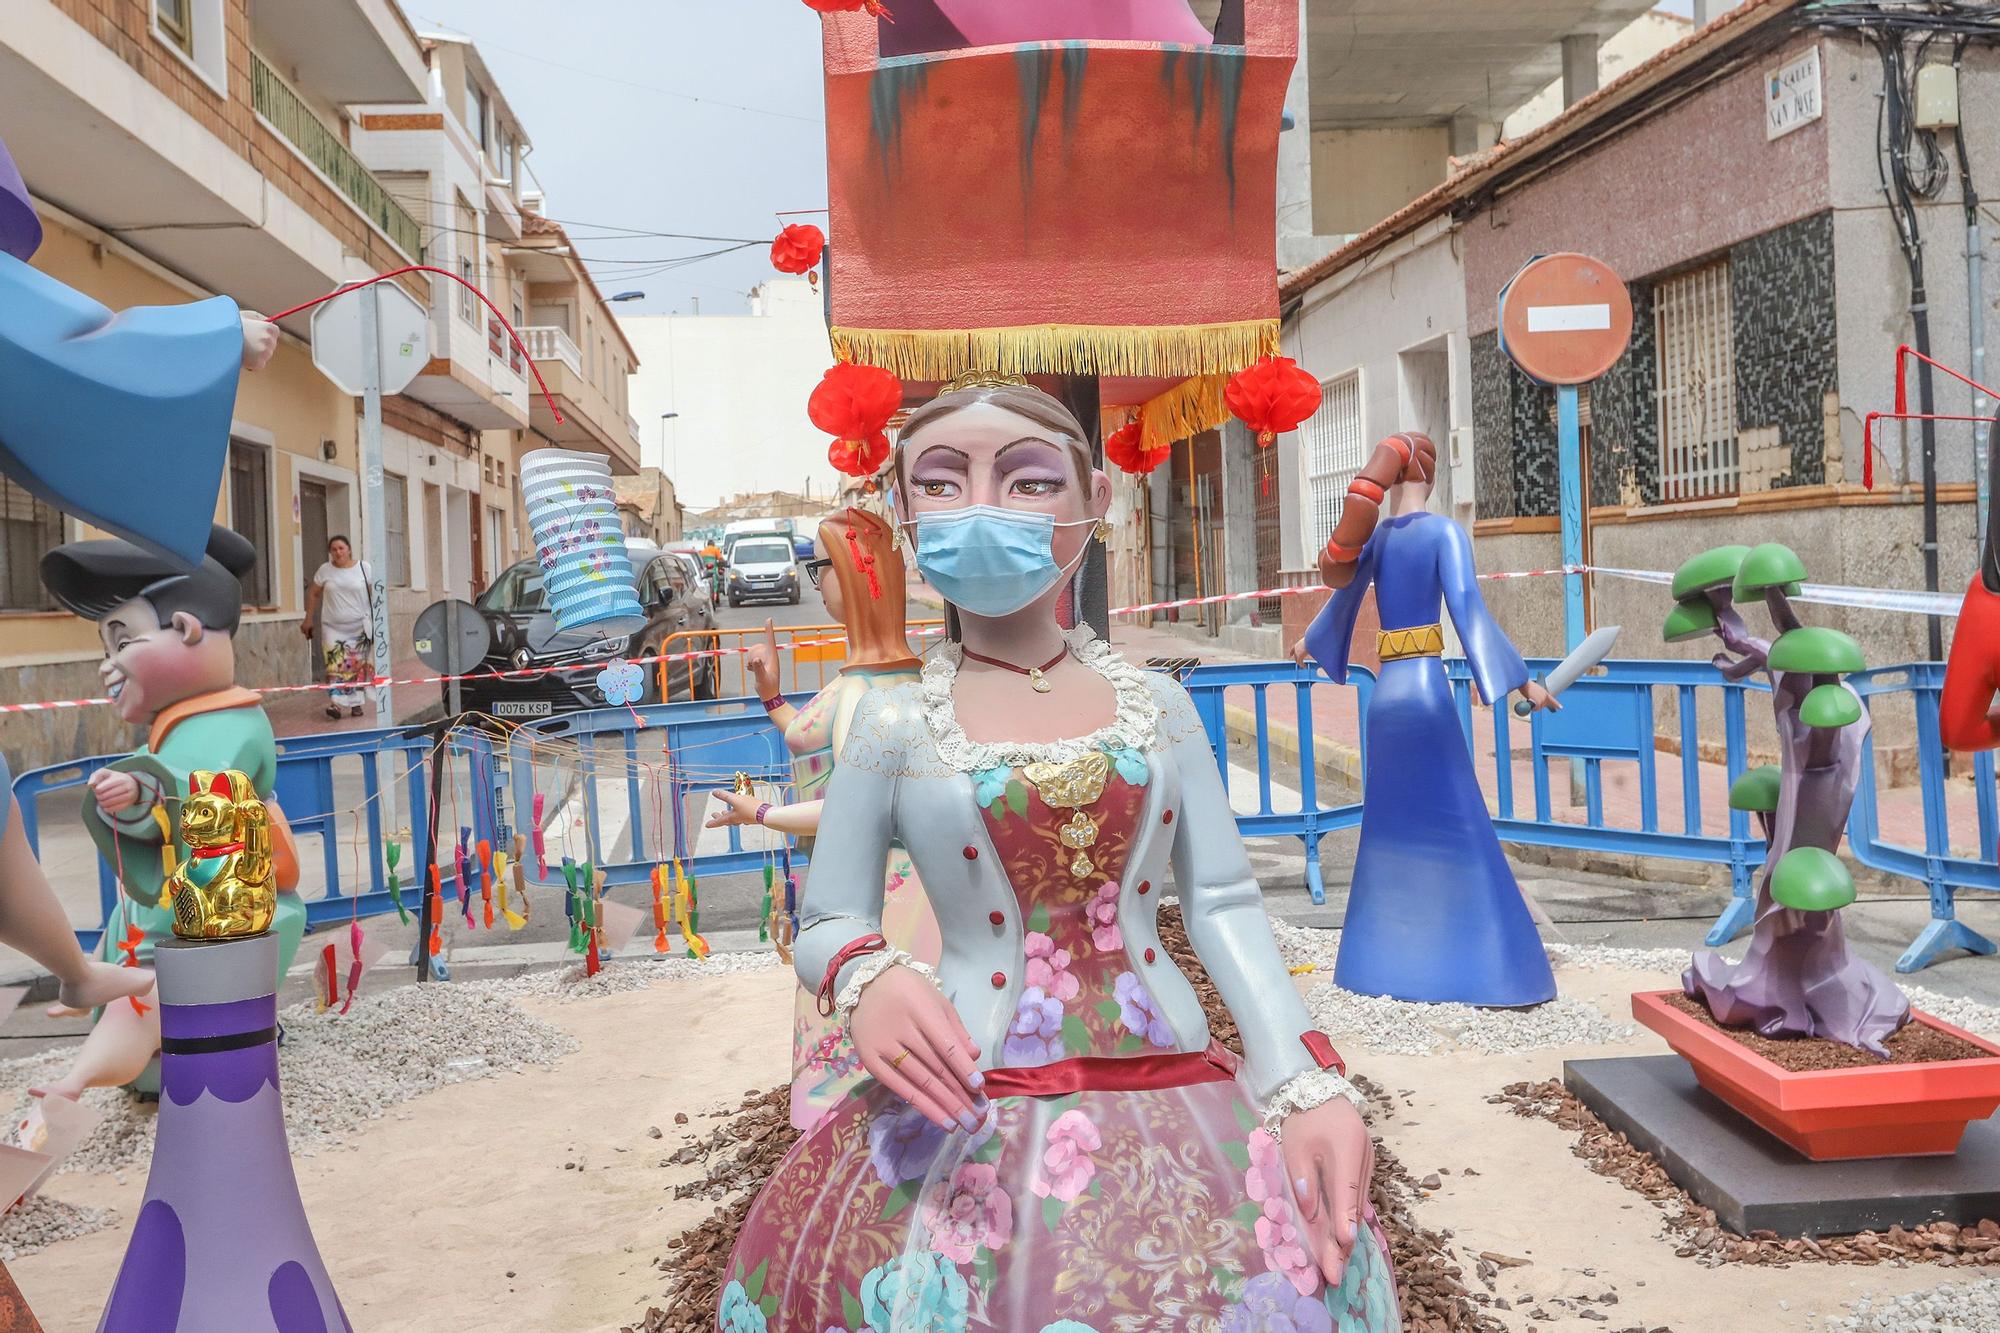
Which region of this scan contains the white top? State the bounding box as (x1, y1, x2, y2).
(312, 560, 373, 639)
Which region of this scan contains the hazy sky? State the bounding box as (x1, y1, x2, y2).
(406, 1, 830, 318)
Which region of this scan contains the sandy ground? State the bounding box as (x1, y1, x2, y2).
(6, 957, 1987, 1332)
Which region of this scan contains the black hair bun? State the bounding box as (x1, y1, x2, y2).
(206, 526, 259, 580)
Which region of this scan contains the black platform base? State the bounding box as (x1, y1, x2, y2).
(1563, 1054, 2000, 1238)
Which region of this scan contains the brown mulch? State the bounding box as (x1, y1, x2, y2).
(1664, 993, 1991, 1071)
(1492, 1078, 2000, 1268)
(621, 907, 1499, 1332)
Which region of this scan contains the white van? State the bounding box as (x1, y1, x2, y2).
(724, 533, 801, 607)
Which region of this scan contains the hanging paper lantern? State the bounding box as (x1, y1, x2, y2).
(809, 362, 902, 477)
(801, 0, 892, 15)
(1226, 355, 1322, 447)
(771, 223, 826, 289)
(1104, 419, 1171, 474)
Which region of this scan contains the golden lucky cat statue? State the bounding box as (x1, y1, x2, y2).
(167, 770, 277, 939)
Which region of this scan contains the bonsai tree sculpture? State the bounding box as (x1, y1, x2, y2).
(1663, 543, 1911, 1054)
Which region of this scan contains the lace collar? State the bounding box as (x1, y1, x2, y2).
(919, 627, 1160, 773)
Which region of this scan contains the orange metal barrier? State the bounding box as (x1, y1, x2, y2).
(659, 621, 945, 702)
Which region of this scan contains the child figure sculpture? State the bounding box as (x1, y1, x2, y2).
(716, 374, 1398, 1330)
(33, 526, 306, 1102)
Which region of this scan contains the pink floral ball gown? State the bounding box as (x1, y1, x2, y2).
(719, 635, 1399, 1332)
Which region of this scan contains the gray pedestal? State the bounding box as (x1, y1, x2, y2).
(1564, 1054, 2000, 1238)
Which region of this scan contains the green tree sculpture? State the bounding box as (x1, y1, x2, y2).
(1664, 543, 1909, 1053)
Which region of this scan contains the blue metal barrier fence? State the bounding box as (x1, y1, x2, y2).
(12, 659, 1995, 974)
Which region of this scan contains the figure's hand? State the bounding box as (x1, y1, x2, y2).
(239, 312, 279, 372)
(300, 619, 316, 639)
(745, 619, 781, 699)
(849, 965, 986, 1132)
(1290, 638, 1311, 667)
(1517, 680, 1560, 713)
(704, 790, 763, 828)
(1280, 1097, 1376, 1288)
(89, 769, 144, 817)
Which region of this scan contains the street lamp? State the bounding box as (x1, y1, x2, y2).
(608, 290, 646, 302)
(660, 411, 679, 480)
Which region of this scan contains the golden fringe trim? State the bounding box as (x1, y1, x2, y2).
(1137, 374, 1229, 452)
(830, 321, 1279, 382)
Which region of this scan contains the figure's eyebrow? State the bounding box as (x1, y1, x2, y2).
(103, 618, 127, 636)
(910, 444, 970, 469)
(994, 439, 1069, 471)
(995, 437, 1067, 459)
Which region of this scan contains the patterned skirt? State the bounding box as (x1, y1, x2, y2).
(721, 1050, 1399, 1332)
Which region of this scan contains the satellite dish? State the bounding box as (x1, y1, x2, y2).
(411, 600, 494, 677)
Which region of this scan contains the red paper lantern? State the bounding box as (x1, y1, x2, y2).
(770, 223, 825, 284)
(801, 0, 892, 16)
(1104, 420, 1171, 475)
(1226, 355, 1322, 447)
(810, 363, 903, 477)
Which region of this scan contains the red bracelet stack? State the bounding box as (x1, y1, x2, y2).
(816, 933, 887, 1017)
(761, 695, 785, 712)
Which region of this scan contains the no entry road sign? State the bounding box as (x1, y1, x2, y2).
(1497, 253, 1634, 386)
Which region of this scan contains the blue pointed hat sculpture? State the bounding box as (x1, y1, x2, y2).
(0, 133, 240, 570)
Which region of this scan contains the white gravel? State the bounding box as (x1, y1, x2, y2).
(1900, 985, 2000, 1040)
(1544, 941, 1703, 974)
(1270, 919, 1338, 972)
(1304, 980, 1634, 1055)
(0, 1195, 114, 1259)
(1827, 1279, 2000, 1333)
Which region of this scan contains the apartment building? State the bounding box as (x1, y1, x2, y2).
(0, 3, 640, 767)
(0, 0, 433, 763)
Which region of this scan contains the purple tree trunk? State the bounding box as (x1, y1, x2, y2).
(1682, 598, 1911, 1055)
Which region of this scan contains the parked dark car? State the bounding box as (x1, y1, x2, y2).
(462, 545, 716, 720)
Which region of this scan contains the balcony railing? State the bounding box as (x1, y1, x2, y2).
(251, 53, 422, 260)
(522, 325, 584, 376)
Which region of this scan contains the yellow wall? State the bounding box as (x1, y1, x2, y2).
(5, 212, 359, 664)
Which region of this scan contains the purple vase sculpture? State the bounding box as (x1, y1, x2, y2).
(98, 932, 347, 1332)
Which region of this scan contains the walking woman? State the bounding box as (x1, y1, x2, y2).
(302, 535, 374, 719)
(716, 372, 1397, 1331)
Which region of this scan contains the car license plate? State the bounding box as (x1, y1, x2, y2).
(492, 701, 552, 718)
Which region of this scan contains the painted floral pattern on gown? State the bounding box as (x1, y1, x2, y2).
(721, 752, 1400, 1332)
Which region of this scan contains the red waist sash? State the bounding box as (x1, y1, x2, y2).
(981, 1042, 1240, 1099)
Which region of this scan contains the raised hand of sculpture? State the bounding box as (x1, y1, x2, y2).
(704, 507, 942, 1132)
(1302, 432, 1558, 1007)
(716, 375, 1399, 1330)
(1664, 544, 1910, 1054)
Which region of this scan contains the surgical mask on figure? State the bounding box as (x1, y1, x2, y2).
(908, 505, 1096, 618)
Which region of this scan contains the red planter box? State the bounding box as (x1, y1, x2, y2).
(1632, 989, 2000, 1161)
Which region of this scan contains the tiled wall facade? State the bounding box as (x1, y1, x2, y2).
(49, 0, 414, 278)
(1731, 210, 1838, 488)
(1472, 212, 1839, 519)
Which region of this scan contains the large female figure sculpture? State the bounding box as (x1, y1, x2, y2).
(717, 375, 1397, 1331)
(707, 505, 941, 1131)
(1301, 433, 1558, 1008)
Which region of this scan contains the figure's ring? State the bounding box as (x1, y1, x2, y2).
(890, 1049, 912, 1069)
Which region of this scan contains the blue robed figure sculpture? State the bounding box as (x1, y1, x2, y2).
(0, 135, 242, 570)
(1304, 433, 1557, 1008)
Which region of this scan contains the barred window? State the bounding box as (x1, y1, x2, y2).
(1301, 371, 1364, 552)
(228, 440, 273, 606)
(383, 471, 412, 588)
(1655, 260, 1738, 500)
(0, 478, 61, 611)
